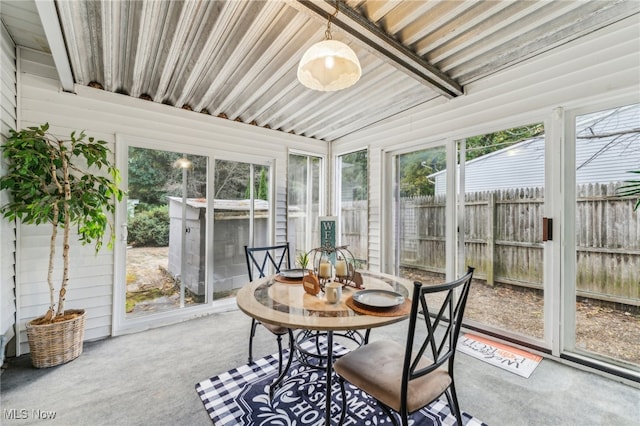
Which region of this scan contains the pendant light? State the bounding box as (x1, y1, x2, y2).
(297, 1, 361, 91)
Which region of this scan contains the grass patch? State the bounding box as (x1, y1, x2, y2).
(126, 288, 167, 313)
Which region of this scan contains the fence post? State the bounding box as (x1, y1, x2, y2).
(487, 192, 495, 286)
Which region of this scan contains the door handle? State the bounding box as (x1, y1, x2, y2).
(542, 217, 552, 241)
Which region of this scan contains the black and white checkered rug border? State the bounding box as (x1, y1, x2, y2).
(196, 340, 487, 426)
(196, 353, 281, 424)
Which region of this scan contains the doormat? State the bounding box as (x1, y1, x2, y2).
(457, 333, 542, 378)
(196, 339, 488, 425)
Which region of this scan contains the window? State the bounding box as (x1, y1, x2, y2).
(288, 153, 323, 260)
(337, 150, 368, 266)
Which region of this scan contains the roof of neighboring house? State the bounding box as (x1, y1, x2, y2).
(167, 197, 269, 211)
(431, 104, 640, 194)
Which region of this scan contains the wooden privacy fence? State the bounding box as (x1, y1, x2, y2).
(395, 182, 639, 306)
(340, 201, 368, 263)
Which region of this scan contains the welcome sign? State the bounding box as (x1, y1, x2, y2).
(319, 216, 337, 260)
(457, 334, 542, 378)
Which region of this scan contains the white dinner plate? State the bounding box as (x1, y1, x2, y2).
(279, 269, 308, 279)
(352, 289, 404, 309)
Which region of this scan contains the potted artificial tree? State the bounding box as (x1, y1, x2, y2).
(0, 123, 124, 368)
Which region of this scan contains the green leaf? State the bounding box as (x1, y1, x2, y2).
(617, 170, 640, 211)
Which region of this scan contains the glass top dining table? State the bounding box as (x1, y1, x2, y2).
(236, 270, 413, 425)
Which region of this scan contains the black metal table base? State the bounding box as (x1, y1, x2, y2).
(268, 328, 371, 425)
(294, 329, 368, 370)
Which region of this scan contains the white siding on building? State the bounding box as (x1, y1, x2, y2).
(15, 48, 327, 353)
(575, 104, 640, 183)
(333, 16, 640, 272)
(0, 22, 17, 361)
(368, 147, 382, 272)
(433, 137, 545, 195)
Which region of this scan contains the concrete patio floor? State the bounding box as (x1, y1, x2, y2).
(1, 308, 638, 425)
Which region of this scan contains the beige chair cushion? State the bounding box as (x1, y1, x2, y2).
(333, 340, 451, 413)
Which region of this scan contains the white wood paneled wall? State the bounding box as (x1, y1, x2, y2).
(0, 22, 17, 360)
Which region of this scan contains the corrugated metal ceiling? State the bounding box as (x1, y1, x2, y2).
(2, 0, 639, 142)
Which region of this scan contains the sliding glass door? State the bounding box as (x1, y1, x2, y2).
(458, 123, 547, 344)
(391, 124, 549, 346)
(386, 107, 640, 376)
(115, 142, 273, 332)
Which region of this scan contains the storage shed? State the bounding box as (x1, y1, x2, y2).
(168, 198, 269, 296)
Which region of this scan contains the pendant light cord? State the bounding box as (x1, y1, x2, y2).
(325, 0, 340, 40)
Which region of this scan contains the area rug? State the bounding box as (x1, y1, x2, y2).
(196, 340, 488, 426)
(457, 334, 542, 378)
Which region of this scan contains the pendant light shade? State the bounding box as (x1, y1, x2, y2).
(297, 39, 361, 91)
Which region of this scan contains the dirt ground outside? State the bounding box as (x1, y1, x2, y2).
(125, 246, 203, 316)
(125, 247, 639, 366)
(401, 267, 640, 366)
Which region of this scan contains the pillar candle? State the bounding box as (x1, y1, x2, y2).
(319, 261, 331, 278)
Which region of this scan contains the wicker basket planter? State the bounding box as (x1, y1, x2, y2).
(26, 309, 86, 368)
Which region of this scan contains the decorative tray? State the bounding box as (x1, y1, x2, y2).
(279, 269, 309, 279)
(352, 289, 405, 309)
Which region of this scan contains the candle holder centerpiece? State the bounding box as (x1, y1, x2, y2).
(308, 244, 363, 290)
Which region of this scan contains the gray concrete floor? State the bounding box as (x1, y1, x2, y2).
(1, 309, 638, 426)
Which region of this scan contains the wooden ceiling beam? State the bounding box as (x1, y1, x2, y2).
(35, 0, 75, 92)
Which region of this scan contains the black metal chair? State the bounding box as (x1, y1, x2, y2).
(333, 266, 475, 426)
(244, 243, 295, 397)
